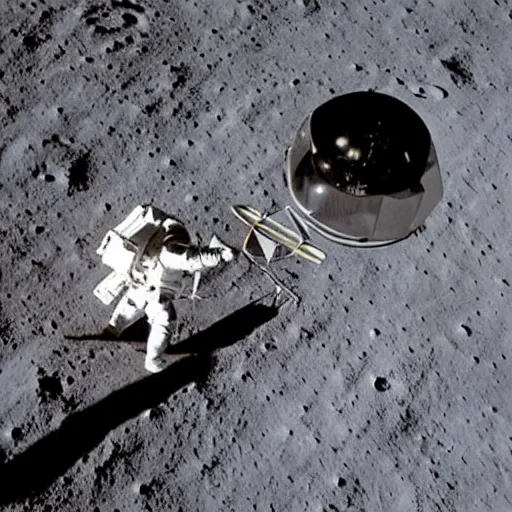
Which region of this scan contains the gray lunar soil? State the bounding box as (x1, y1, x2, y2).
(1, 0, 512, 510)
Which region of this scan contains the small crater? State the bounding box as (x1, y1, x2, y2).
(11, 427, 23, 442)
(374, 377, 390, 392)
(139, 483, 150, 495)
(241, 372, 253, 383)
(67, 151, 94, 196)
(122, 12, 138, 27)
(22, 33, 43, 51)
(428, 84, 449, 100)
(144, 100, 161, 115)
(37, 369, 63, 403)
(408, 83, 449, 101)
(460, 324, 472, 336)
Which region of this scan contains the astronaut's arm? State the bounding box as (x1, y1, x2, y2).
(160, 246, 233, 273)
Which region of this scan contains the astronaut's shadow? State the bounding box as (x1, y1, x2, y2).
(0, 300, 279, 506)
(65, 319, 151, 343)
(117, 300, 280, 355)
(67, 300, 280, 357)
(167, 301, 279, 355)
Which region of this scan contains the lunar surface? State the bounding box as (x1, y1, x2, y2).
(1, 0, 511, 510)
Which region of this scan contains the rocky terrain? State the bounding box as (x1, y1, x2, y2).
(0, 0, 511, 510)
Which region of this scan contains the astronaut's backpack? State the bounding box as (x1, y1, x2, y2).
(93, 204, 175, 305)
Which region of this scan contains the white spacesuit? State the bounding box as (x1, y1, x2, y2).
(94, 205, 233, 373)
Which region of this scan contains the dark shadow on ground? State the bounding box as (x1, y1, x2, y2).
(64, 317, 151, 342)
(0, 301, 279, 506)
(167, 302, 279, 355)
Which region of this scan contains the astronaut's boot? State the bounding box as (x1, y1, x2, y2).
(144, 354, 167, 374)
(144, 299, 174, 373)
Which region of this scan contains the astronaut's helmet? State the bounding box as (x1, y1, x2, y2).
(285, 91, 442, 246)
(163, 224, 191, 255)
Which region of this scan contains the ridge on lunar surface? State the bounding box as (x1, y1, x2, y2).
(0, 0, 511, 511)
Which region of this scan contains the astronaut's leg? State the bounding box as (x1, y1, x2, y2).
(107, 289, 146, 337)
(144, 297, 176, 373)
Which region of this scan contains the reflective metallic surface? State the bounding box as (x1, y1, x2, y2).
(285, 92, 443, 246)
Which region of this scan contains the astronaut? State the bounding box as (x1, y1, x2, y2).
(94, 205, 234, 373)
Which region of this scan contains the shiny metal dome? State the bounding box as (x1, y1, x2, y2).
(285, 91, 443, 247)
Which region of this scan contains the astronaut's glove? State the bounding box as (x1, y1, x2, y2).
(221, 247, 234, 262)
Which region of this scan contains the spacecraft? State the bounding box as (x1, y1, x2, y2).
(232, 91, 443, 300)
(285, 90, 443, 247)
